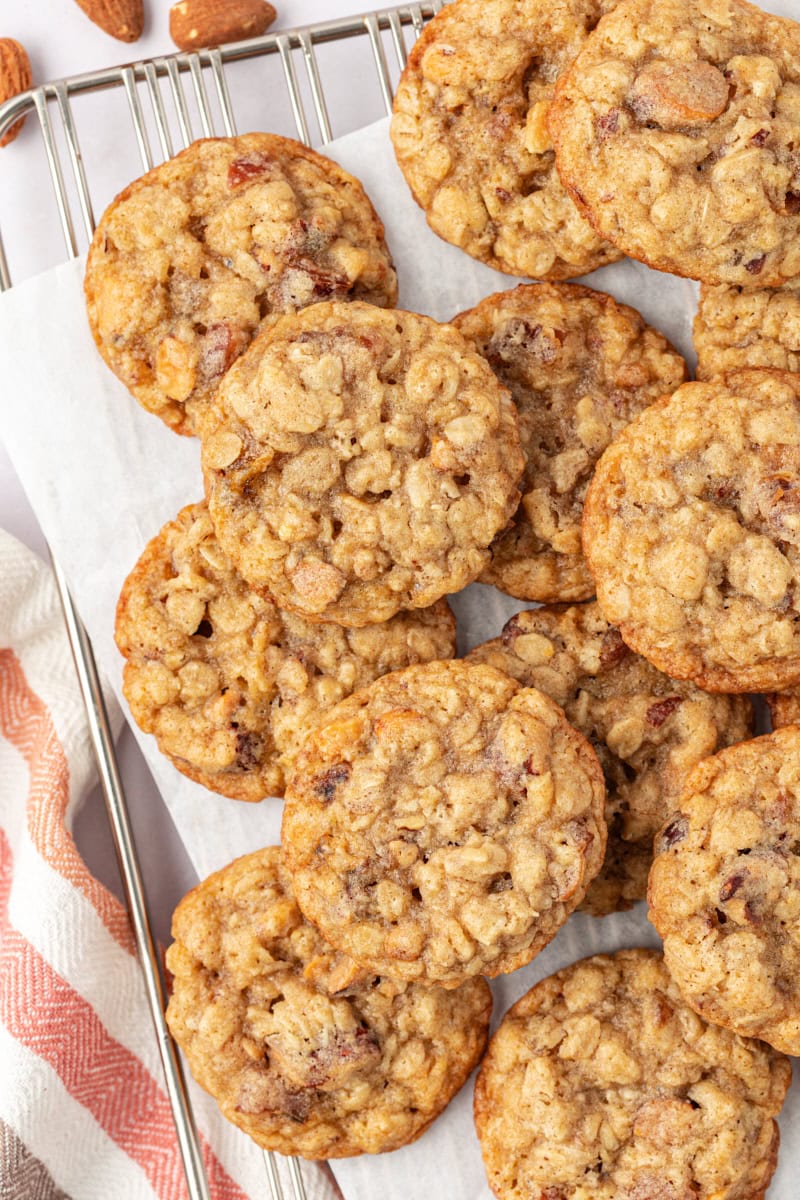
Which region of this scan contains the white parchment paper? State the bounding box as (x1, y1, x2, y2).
(1, 107, 798, 1199)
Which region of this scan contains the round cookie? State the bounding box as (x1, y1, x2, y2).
(166, 846, 492, 1158)
(695, 281, 800, 380)
(582, 369, 800, 692)
(551, 0, 800, 286)
(453, 284, 687, 601)
(649, 727, 800, 1055)
(390, 0, 623, 280)
(467, 603, 752, 915)
(474, 948, 791, 1200)
(114, 501, 456, 801)
(281, 660, 606, 988)
(85, 134, 397, 435)
(201, 301, 525, 627)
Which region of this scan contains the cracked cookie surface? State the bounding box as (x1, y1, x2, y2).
(281, 660, 606, 988)
(165, 846, 491, 1157)
(649, 727, 800, 1055)
(551, 0, 800, 286)
(390, 0, 623, 280)
(200, 301, 524, 627)
(114, 502, 455, 801)
(582, 369, 800, 692)
(453, 284, 687, 601)
(474, 948, 791, 1200)
(695, 281, 800, 379)
(467, 603, 752, 915)
(85, 134, 397, 435)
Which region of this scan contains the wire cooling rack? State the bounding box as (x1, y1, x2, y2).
(0, 5, 442, 1197)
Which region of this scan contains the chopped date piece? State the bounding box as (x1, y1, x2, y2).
(228, 153, 274, 187)
(646, 696, 682, 727)
(657, 816, 689, 852)
(599, 626, 629, 668)
(315, 763, 351, 802)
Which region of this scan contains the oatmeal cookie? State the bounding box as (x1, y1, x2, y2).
(453, 284, 687, 601)
(201, 301, 525, 627)
(390, 0, 623, 280)
(695, 281, 800, 380)
(281, 660, 606, 988)
(582, 369, 800, 692)
(166, 847, 491, 1157)
(114, 502, 455, 801)
(85, 134, 397, 435)
(649, 727, 800, 1055)
(551, 0, 800, 286)
(467, 603, 752, 915)
(474, 948, 791, 1200)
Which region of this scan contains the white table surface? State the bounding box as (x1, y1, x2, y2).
(0, 0, 394, 943)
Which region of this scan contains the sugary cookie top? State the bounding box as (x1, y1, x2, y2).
(582, 369, 800, 691)
(282, 660, 606, 987)
(474, 948, 791, 1200)
(551, 0, 800, 285)
(115, 502, 456, 801)
(391, 0, 622, 280)
(201, 301, 524, 626)
(165, 847, 492, 1158)
(85, 134, 397, 434)
(695, 281, 800, 380)
(453, 284, 686, 602)
(467, 603, 751, 915)
(649, 728, 800, 1055)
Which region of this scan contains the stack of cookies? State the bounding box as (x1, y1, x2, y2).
(85, 0, 800, 1192)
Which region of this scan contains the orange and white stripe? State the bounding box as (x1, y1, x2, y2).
(0, 531, 330, 1199)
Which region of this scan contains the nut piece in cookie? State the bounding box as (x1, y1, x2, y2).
(582, 369, 800, 692)
(649, 726, 800, 1055)
(282, 660, 606, 987)
(694, 281, 800, 380)
(467, 603, 752, 915)
(166, 846, 492, 1157)
(474, 948, 790, 1200)
(391, 0, 623, 280)
(114, 501, 456, 801)
(551, 0, 800, 285)
(201, 301, 525, 627)
(453, 283, 687, 601)
(85, 134, 397, 435)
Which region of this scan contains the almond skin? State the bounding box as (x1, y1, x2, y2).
(71, 0, 143, 41)
(169, 0, 277, 51)
(0, 38, 32, 147)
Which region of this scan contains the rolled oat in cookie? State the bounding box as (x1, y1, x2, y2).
(474, 948, 791, 1200)
(467, 603, 752, 916)
(649, 727, 800, 1055)
(114, 501, 456, 802)
(281, 660, 606, 988)
(582, 369, 800, 692)
(695, 280, 800, 379)
(390, 0, 623, 280)
(200, 301, 525, 627)
(85, 134, 397, 435)
(453, 284, 687, 602)
(166, 847, 492, 1157)
(551, 0, 800, 286)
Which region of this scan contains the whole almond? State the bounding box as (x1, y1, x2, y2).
(170, 0, 277, 51)
(0, 38, 32, 148)
(71, 0, 143, 42)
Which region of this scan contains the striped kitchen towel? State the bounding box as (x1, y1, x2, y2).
(0, 528, 335, 1200)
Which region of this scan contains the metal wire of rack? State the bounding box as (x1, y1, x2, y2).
(0, 5, 443, 1198)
